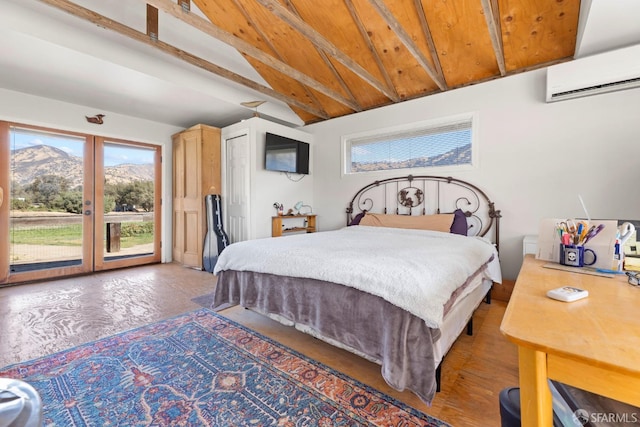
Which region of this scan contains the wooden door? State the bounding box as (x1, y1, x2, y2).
(173, 131, 203, 267)
(172, 125, 221, 269)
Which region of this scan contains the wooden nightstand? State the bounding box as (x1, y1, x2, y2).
(272, 214, 316, 237)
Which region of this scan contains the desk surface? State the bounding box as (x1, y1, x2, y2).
(501, 255, 640, 378)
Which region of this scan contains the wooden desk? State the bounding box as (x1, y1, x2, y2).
(500, 255, 640, 426)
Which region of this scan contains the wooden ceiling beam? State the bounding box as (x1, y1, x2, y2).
(367, 0, 446, 91)
(254, 0, 399, 102)
(146, 4, 159, 41)
(413, 0, 446, 87)
(344, 0, 397, 101)
(144, 0, 358, 112)
(481, 0, 506, 76)
(177, 0, 190, 12)
(35, 0, 329, 119)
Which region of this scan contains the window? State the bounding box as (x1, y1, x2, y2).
(343, 115, 475, 174)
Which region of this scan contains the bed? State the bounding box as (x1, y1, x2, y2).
(212, 175, 502, 405)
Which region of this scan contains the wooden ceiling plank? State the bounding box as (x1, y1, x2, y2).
(368, 0, 446, 91)
(284, 0, 391, 110)
(197, 0, 352, 120)
(498, 0, 579, 71)
(412, 0, 446, 86)
(423, 0, 500, 87)
(193, 0, 341, 120)
(350, 0, 439, 100)
(285, 0, 362, 112)
(313, 51, 362, 111)
(144, 0, 355, 112)
(481, 0, 506, 75)
(344, 0, 398, 102)
(35, 0, 328, 119)
(254, 0, 399, 102)
(231, 0, 331, 118)
(147, 4, 159, 40)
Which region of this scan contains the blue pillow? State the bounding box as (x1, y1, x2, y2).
(450, 209, 468, 235)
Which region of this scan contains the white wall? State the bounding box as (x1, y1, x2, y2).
(0, 88, 183, 262)
(221, 117, 313, 240)
(4, 66, 640, 280)
(304, 69, 640, 280)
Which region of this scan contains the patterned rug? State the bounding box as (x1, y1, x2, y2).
(0, 309, 450, 426)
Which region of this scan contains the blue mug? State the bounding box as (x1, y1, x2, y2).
(560, 244, 597, 267)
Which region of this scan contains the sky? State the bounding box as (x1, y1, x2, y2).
(11, 128, 154, 167)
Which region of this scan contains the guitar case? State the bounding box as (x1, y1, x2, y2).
(203, 194, 230, 273)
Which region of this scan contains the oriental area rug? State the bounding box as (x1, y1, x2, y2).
(0, 309, 450, 426)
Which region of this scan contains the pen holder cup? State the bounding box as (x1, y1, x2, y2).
(559, 244, 597, 267)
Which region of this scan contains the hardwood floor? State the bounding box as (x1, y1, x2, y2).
(0, 263, 519, 426)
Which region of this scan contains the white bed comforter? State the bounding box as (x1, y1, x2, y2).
(214, 225, 501, 328)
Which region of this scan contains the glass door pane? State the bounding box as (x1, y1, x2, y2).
(8, 127, 93, 279)
(95, 139, 161, 270)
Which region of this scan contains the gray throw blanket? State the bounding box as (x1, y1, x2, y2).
(213, 270, 442, 405)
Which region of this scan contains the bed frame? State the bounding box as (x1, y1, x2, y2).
(346, 174, 501, 248)
(215, 174, 502, 402)
(346, 174, 501, 391)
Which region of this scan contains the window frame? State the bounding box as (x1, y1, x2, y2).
(341, 113, 479, 177)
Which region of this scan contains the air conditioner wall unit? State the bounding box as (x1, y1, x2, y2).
(546, 43, 640, 102)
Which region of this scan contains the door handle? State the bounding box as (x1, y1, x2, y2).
(0, 186, 3, 208)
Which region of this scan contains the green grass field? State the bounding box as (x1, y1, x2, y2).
(10, 223, 154, 248)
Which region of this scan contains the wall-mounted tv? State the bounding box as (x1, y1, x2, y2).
(264, 132, 309, 174)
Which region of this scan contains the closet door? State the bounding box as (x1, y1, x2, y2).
(224, 133, 251, 243)
(172, 124, 221, 269)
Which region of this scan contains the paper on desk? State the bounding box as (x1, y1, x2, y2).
(584, 219, 618, 270)
(536, 218, 618, 270)
(536, 218, 564, 262)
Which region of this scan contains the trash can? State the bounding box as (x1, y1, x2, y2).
(0, 378, 42, 427)
(499, 386, 566, 427)
(500, 387, 522, 427)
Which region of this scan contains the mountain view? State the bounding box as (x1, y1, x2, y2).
(351, 143, 471, 172)
(11, 145, 154, 187)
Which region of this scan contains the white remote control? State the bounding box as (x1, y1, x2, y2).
(546, 286, 589, 302)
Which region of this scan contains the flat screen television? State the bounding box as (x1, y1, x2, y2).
(264, 132, 309, 174)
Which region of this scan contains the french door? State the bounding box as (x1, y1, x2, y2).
(0, 122, 161, 285)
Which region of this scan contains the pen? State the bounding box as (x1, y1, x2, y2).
(583, 224, 605, 245)
(576, 223, 583, 244)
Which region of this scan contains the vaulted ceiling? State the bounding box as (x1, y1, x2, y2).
(189, 0, 580, 124)
(1, 1, 638, 128)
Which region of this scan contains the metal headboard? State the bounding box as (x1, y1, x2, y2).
(346, 175, 501, 249)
